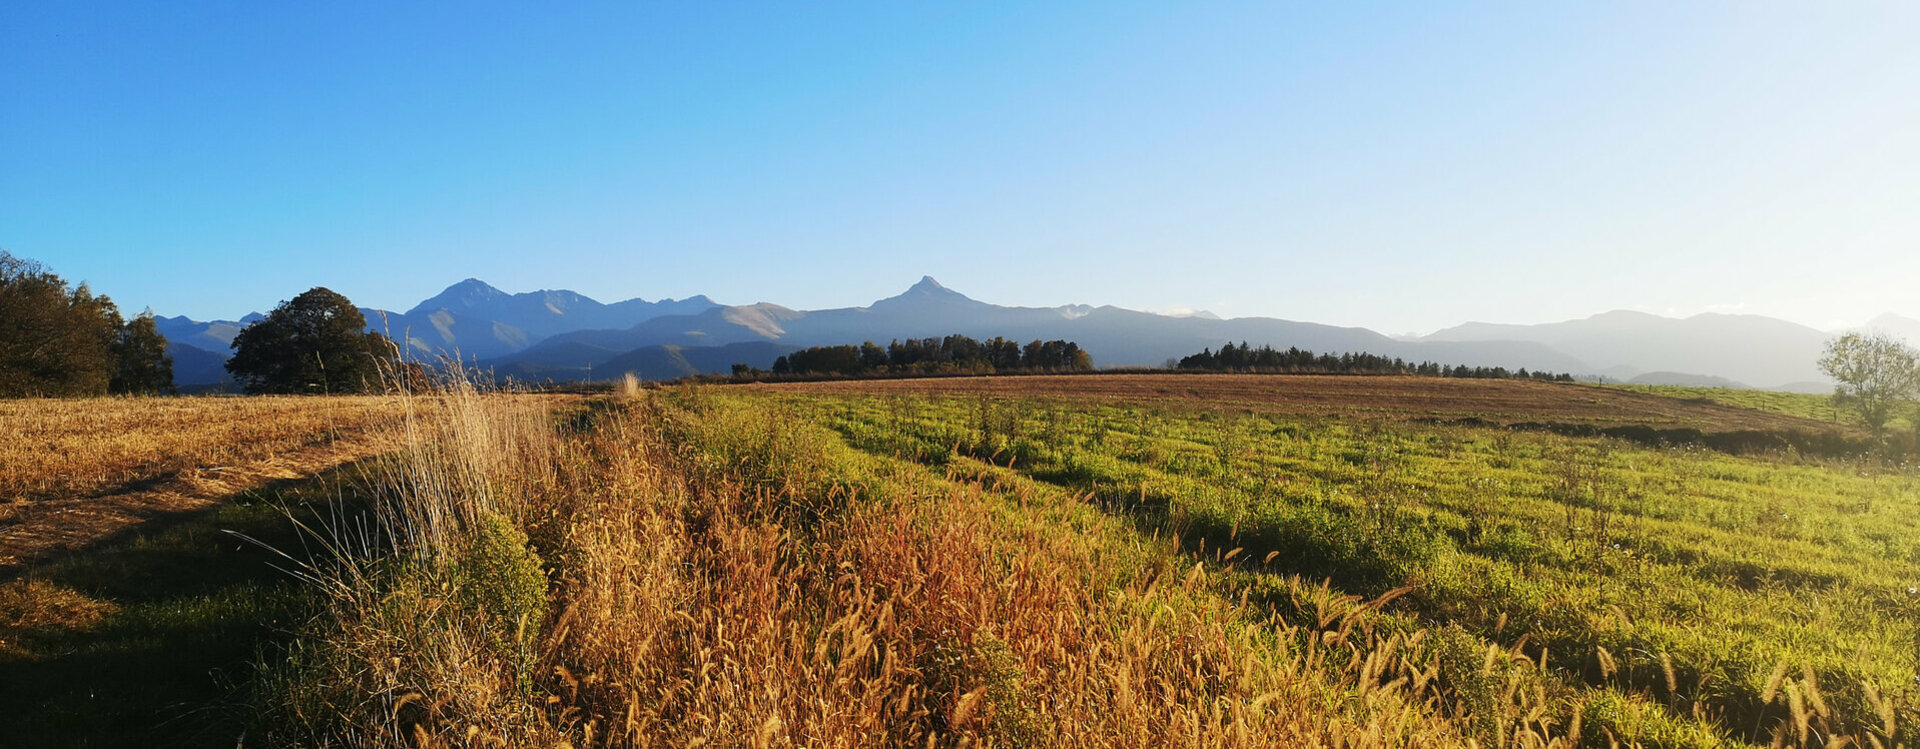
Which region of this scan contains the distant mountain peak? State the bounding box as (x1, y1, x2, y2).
(409, 278, 506, 315)
(446, 278, 501, 294)
(873, 275, 976, 307)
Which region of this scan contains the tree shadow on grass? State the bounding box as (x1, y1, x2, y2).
(0, 461, 376, 749)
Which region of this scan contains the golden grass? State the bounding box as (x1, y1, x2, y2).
(251, 385, 1564, 747)
(0, 395, 407, 500)
(246, 383, 1908, 747)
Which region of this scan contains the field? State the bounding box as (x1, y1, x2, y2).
(3, 375, 1915, 748)
(1607, 384, 1914, 433)
(0, 395, 433, 574)
(761, 375, 1857, 433)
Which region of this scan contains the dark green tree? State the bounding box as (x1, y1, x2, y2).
(0, 252, 123, 397)
(227, 287, 396, 394)
(110, 311, 175, 395)
(859, 341, 889, 370)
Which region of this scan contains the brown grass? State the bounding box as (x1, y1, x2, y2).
(0, 395, 404, 501)
(0, 393, 582, 575)
(747, 374, 1852, 434)
(0, 396, 415, 573)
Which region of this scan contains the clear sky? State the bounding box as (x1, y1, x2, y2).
(4, 1, 1916, 334)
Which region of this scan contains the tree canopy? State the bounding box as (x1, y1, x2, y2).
(1176, 342, 1576, 382)
(227, 287, 396, 394)
(111, 311, 175, 395)
(1, 251, 173, 397)
(1818, 332, 1920, 435)
(766, 335, 1093, 378)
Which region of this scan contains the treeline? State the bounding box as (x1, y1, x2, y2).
(1177, 342, 1577, 382)
(1, 251, 403, 398)
(766, 335, 1093, 377)
(0, 252, 174, 397)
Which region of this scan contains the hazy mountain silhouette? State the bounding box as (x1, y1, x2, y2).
(485, 341, 796, 382)
(168, 342, 234, 391)
(1626, 371, 1752, 389)
(157, 275, 1874, 391)
(506, 276, 1589, 374)
(363, 279, 719, 361)
(1857, 313, 1920, 345)
(153, 314, 257, 353)
(1422, 310, 1831, 389)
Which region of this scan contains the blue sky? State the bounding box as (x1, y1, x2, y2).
(4, 1, 1916, 334)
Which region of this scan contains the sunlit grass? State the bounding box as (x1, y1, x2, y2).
(246, 380, 1917, 747)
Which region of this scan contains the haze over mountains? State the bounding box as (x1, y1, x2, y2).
(157, 277, 1917, 392)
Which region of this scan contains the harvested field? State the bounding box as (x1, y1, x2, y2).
(1, 395, 403, 501)
(0, 396, 403, 575)
(751, 373, 1855, 434)
(0, 394, 569, 575)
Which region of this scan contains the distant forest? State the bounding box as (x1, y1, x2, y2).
(763, 335, 1093, 377)
(1177, 342, 1578, 381)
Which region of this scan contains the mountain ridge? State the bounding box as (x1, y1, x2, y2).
(157, 276, 1888, 390)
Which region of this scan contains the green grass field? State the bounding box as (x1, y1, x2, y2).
(8, 380, 1915, 747)
(770, 387, 1920, 747)
(1608, 384, 1915, 434)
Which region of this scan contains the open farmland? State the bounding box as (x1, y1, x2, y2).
(0, 395, 413, 573)
(3, 376, 1913, 748)
(0, 391, 569, 744)
(1606, 384, 1909, 433)
(753, 374, 1861, 434)
(749, 376, 1918, 747)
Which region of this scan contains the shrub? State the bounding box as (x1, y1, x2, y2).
(455, 510, 549, 693)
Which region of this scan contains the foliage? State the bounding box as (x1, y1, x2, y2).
(226, 287, 396, 394)
(1179, 341, 1578, 381)
(0, 252, 181, 398)
(0, 251, 124, 397)
(455, 511, 549, 692)
(1819, 332, 1920, 435)
(767, 334, 1093, 377)
(109, 311, 174, 395)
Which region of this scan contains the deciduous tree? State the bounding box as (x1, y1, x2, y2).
(227, 287, 396, 394)
(0, 252, 123, 397)
(1817, 332, 1920, 435)
(110, 311, 175, 395)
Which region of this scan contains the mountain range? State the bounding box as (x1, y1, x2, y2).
(155, 277, 1918, 392)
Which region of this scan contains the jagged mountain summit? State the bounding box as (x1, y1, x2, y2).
(365, 279, 719, 362)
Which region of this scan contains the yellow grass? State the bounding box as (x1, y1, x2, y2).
(0, 395, 407, 500)
(253, 384, 1591, 747)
